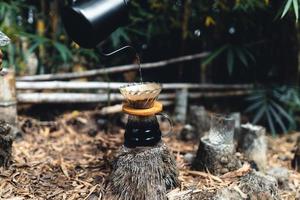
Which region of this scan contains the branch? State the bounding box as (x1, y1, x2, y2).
(16, 81, 253, 90)
(17, 90, 253, 104)
(17, 52, 209, 81)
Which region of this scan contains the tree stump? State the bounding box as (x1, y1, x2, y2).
(238, 123, 267, 171)
(106, 142, 179, 200)
(180, 124, 197, 141)
(292, 136, 300, 172)
(0, 120, 14, 167)
(267, 167, 290, 190)
(193, 114, 240, 175)
(238, 171, 280, 200)
(192, 137, 241, 175)
(166, 171, 280, 200)
(180, 105, 210, 140)
(212, 171, 280, 200)
(0, 69, 18, 127)
(213, 188, 244, 200)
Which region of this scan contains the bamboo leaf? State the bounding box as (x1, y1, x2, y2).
(202, 45, 228, 66)
(53, 42, 72, 62)
(253, 105, 266, 124)
(270, 100, 294, 123)
(293, 0, 299, 20)
(269, 105, 288, 133)
(273, 88, 283, 99)
(245, 100, 264, 113)
(266, 109, 276, 136)
(243, 48, 256, 63)
(245, 92, 264, 101)
(281, 0, 293, 18)
(227, 48, 234, 75)
(27, 41, 42, 54)
(236, 48, 249, 67)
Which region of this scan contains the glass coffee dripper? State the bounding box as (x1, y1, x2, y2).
(120, 82, 172, 148)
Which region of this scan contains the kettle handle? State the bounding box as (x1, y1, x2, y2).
(97, 45, 136, 57)
(96, 45, 137, 59)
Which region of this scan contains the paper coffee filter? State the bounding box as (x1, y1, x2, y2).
(0, 31, 10, 47)
(120, 82, 162, 102)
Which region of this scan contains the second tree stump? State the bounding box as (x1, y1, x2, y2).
(192, 137, 240, 175)
(192, 114, 241, 175)
(292, 136, 300, 172)
(238, 123, 267, 171)
(0, 120, 14, 167)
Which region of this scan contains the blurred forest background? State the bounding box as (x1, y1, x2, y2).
(1, 0, 300, 135)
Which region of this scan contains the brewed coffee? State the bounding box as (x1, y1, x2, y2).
(124, 115, 162, 148)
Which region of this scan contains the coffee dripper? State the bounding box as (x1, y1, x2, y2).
(119, 82, 173, 148)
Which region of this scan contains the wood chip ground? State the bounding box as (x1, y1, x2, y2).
(0, 112, 299, 199)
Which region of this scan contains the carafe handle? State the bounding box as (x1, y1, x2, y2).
(156, 112, 173, 137)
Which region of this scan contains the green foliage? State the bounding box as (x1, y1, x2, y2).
(203, 44, 255, 75)
(0, 1, 26, 70)
(245, 87, 298, 136)
(233, 1, 268, 12)
(110, 28, 131, 48)
(23, 33, 72, 63)
(0, 0, 100, 74)
(281, 0, 300, 20)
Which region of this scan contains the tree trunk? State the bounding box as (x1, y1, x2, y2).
(178, 0, 191, 80)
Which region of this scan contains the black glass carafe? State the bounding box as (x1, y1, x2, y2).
(124, 115, 162, 148)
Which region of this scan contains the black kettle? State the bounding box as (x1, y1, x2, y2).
(62, 0, 130, 49)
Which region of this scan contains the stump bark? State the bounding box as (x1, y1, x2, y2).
(292, 136, 300, 172)
(0, 120, 14, 167)
(106, 142, 179, 200)
(167, 171, 280, 200)
(238, 123, 267, 171)
(212, 171, 280, 200)
(192, 137, 241, 175)
(238, 171, 280, 200)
